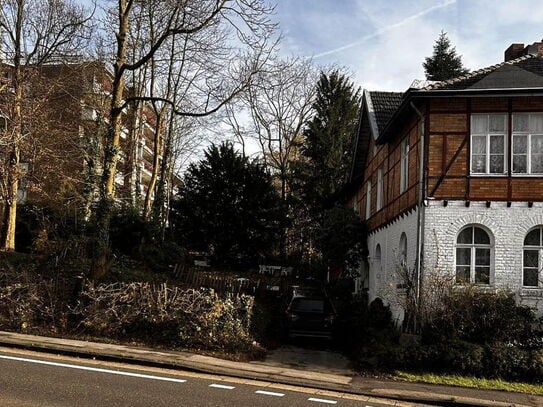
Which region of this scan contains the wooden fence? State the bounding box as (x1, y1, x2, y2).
(172, 265, 290, 297)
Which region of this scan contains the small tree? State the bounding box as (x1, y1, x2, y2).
(315, 206, 367, 275)
(174, 142, 280, 267)
(423, 31, 469, 81)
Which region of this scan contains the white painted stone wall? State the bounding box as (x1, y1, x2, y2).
(366, 207, 419, 324)
(423, 200, 543, 314)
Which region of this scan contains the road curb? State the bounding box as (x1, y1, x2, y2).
(0, 331, 536, 407)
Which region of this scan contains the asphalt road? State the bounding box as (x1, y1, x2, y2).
(0, 348, 400, 407)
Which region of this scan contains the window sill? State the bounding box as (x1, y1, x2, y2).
(520, 288, 543, 297)
(469, 173, 507, 177)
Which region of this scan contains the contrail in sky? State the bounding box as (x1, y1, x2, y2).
(313, 0, 457, 58)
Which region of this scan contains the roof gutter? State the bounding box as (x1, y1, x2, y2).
(410, 100, 425, 334)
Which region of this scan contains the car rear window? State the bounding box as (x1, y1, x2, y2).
(290, 298, 325, 313)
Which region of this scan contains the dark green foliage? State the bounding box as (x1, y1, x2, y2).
(174, 142, 281, 267)
(15, 203, 81, 254)
(347, 288, 543, 382)
(109, 207, 148, 256)
(299, 70, 361, 212)
(339, 295, 399, 370)
(422, 289, 538, 345)
(423, 31, 469, 81)
(316, 206, 367, 271)
(139, 241, 187, 273)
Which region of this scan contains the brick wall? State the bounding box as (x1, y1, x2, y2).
(365, 207, 419, 323)
(424, 199, 543, 314)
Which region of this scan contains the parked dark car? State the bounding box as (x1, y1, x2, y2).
(284, 293, 337, 340)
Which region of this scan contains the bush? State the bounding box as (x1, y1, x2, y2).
(73, 282, 257, 352)
(423, 288, 538, 345)
(109, 207, 149, 256)
(341, 295, 400, 370)
(0, 271, 74, 333)
(139, 241, 187, 273)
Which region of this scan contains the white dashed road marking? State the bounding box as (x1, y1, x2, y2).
(208, 383, 236, 390)
(0, 354, 187, 383)
(308, 397, 338, 404)
(255, 390, 285, 397)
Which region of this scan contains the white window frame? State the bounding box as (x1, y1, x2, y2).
(455, 225, 493, 285)
(365, 180, 371, 220)
(399, 232, 407, 268)
(376, 167, 383, 211)
(400, 138, 409, 193)
(522, 226, 543, 288)
(374, 244, 382, 274)
(470, 114, 507, 175)
(512, 113, 543, 175)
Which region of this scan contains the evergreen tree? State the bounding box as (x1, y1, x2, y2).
(287, 71, 360, 261)
(299, 70, 361, 212)
(423, 31, 469, 81)
(173, 142, 280, 267)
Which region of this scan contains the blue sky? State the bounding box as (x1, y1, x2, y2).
(82, 1, 543, 91)
(274, 0, 543, 91)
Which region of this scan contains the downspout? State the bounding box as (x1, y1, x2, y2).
(410, 101, 425, 334)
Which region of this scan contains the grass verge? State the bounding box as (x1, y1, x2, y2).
(395, 371, 543, 395)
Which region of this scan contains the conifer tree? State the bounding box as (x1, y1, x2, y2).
(300, 70, 361, 210)
(423, 31, 469, 81)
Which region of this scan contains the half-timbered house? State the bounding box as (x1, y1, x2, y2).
(349, 42, 543, 321)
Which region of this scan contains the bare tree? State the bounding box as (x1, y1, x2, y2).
(0, 0, 93, 251)
(228, 57, 318, 257)
(91, 0, 277, 278)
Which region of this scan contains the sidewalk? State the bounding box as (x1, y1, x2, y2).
(0, 331, 539, 407)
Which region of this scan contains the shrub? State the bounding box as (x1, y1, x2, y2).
(109, 207, 149, 256)
(0, 271, 73, 333)
(139, 241, 187, 273)
(72, 282, 257, 352)
(342, 295, 400, 370)
(423, 288, 538, 345)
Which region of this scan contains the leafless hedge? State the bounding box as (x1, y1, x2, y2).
(0, 271, 256, 352)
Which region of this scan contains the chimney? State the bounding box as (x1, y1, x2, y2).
(505, 43, 525, 61)
(525, 40, 543, 57)
(505, 40, 543, 61)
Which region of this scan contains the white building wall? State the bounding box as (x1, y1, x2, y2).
(424, 200, 543, 313)
(366, 207, 419, 324)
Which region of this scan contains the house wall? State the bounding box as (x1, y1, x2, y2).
(359, 115, 422, 230)
(366, 207, 419, 324)
(427, 96, 543, 201)
(423, 199, 543, 314)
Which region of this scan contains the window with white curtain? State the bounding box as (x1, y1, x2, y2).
(523, 227, 543, 287)
(512, 113, 543, 174)
(400, 138, 409, 193)
(471, 114, 507, 175)
(365, 180, 371, 219)
(455, 225, 492, 285)
(376, 167, 383, 211)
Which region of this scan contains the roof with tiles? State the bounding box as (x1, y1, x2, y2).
(368, 91, 404, 135)
(420, 54, 543, 91)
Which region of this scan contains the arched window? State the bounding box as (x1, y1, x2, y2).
(374, 244, 382, 273)
(456, 225, 492, 284)
(523, 227, 543, 287)
(399, 233, 407, 267)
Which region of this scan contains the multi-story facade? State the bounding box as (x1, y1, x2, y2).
(0, 61, 176, 213)
(349, 42, 543, 322)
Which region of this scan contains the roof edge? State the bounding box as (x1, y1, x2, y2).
(364, 90, 380, 141)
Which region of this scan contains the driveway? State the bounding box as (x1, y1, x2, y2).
(262, 345, 354, 376)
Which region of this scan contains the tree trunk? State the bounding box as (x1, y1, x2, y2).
(91, 0, 130, 280)
(0, 2, 23, 252)
(151, 111, 173, 236)
(143, 111, 163, 219)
